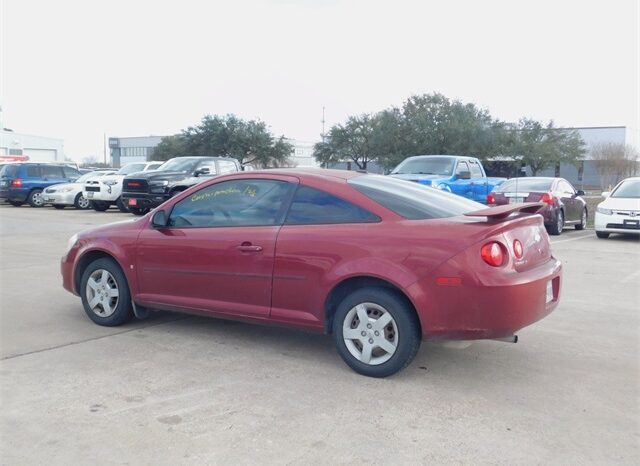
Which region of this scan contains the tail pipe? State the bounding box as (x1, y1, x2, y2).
(493, 335, 518, 343)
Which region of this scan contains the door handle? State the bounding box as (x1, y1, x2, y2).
(237, 243, 263, 252)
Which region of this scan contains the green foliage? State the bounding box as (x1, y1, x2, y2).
(151, 114, 293, 167)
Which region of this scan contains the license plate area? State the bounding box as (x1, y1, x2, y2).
(623, 219, 639, 227)
(86, 192, 94, 198)
(128, 198, 137, 206)
(509, 197, 524, 204)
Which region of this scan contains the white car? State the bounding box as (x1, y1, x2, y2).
(43, 170, 117, 209)
(84, 161, 163, 212)
(595, 176, 640, 238)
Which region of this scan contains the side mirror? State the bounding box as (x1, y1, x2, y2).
(457, 171, 471, 180)
(194, 167, 210, 177)
(151, 210, 168, 228)
(576, 189, 585, 196)
(601, 191, 611, 198)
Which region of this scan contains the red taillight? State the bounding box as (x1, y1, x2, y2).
(481, 242, 506, 267)
(487, 192, 496, 204)
(513, 239, 523, 259)
(10, 178, 22, 188)
(541, 192, 554, 205)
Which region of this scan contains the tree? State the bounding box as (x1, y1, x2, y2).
(508, 119, 586, 175)
(151, 114, 293, 167)
(313, 114, 376, 170)
(591, 143, 639, 189)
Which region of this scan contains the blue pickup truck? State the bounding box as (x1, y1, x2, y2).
(389, 155, 506, 204)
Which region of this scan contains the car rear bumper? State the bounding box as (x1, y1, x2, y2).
(410, 257, 562, 340)
(0, 187, 29, 202)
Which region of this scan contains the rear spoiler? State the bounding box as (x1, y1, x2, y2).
(464, 202, 545, 220)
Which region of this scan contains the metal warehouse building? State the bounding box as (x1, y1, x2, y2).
(0, 129, 64, 162)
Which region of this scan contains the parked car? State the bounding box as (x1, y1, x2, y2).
(83, 161, 163, 212)
(62, 169, 562, 377)
(121, 156, 241, 215)
(42, 170, 118, 209)
(389, 155, 506, 203)
(487, 177, 587, 236)
(594, 177, 640, 238)
(0, 163, 82, 207)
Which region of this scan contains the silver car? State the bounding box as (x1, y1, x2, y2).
(43, 170, 117, 209)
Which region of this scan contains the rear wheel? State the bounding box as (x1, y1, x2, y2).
(53, 204, 65, 210)
(90, 200, 110, 212)
(74, 193, 90, 209)
(27, 189, 44, 207)
(333, 287, 421, 378)
(596, 231, 610, 239)
(575, 208, 587, 230)
(80, 258, 133, 326)
(116, 196, 129, 213)
(548, 210, 564, 236)
(8, 200, 23, 207)
(129, 207, 149, 216)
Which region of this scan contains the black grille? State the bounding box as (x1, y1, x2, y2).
(606, 223, 640, 230)
(85, 186, 100, 192)
(123, 179, 149, 193)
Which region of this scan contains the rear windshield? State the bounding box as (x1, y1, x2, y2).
(0, 165, 18, 177)
(495, 178, 554, 192)
(391, 157, 455, 176)
(349, 175, 482, 219)
(611, 179, 640, 198)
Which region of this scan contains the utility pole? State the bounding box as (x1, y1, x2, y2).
(103, 133, 107, 165)
(321, 106, 326, 143)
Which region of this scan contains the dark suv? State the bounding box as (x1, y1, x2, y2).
(121, 156, 241, 215)
(0, 163, 82, 207)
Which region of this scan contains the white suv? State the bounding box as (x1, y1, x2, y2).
(84, 162, 163, 212)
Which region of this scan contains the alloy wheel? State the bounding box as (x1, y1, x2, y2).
(85, 269, 120, 317)
(78, 195, 90, 209)
(342, 302, 398, 365)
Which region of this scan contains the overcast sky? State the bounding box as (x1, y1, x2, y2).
(1, 0, 638, 160)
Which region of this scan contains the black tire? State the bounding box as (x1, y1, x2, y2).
(80, 257, 133, 326)
(332, 287, 421, 378)
(8, 200, 23, 207)
(53, 204, 65, 210)
(116, 196, 129, 213)
(90, 200, 110, 212)
(27, 189, 44, 207)
(74, 193, 91, 210)
(130, 207, 149, 216)
(575, 208, 587, 230)
(547, 209, 564, 236)
(596, 231, 610, 239)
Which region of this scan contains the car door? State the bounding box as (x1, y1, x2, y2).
(468, 160, 487, 203)
(135, 176, 296, 317)
(557, 179, 578, 221)
(450, 160, 473, 199)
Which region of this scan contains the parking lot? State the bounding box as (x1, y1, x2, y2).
(1, 204, 638, 465)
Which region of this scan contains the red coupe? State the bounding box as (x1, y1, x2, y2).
(61, 169, 562, 377)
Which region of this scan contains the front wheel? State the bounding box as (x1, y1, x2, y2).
(27, 189, 44, 207)
(575, 208, 587, 230)
(596, 231, 610, 239)
(74, 193, 91, 209)
(116, 196, 129, 213)
(333, 287, 421, 378)
(90, 200, 110, 212)
(80, 258, 133, 326)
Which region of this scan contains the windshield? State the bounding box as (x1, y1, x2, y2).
(495, 178, 554, 192)
(76, 171, 113, 183)
(349, 175, 482, 219)
(391, 157, 455, 176)
(117, 163, 147, 175)
(158, 158, 201, 173)
(611, 179, 640, 198)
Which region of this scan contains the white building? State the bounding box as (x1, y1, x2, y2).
(0, 129, 64, 162)
(285, 139, 319, 168)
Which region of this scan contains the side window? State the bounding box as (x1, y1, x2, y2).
(285, 186, 379, 225)
(26, 166, 40, 177)
(559, 180, 574, 194)
(168, 179, 292, 228)
(469, 161, 482, 179)
(63, 167, 81, 179)
(42, 166, 65, 179)
(196, 160, 218, 176)
(455, 161, 470, 176)
(217, 160, 239, 174)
